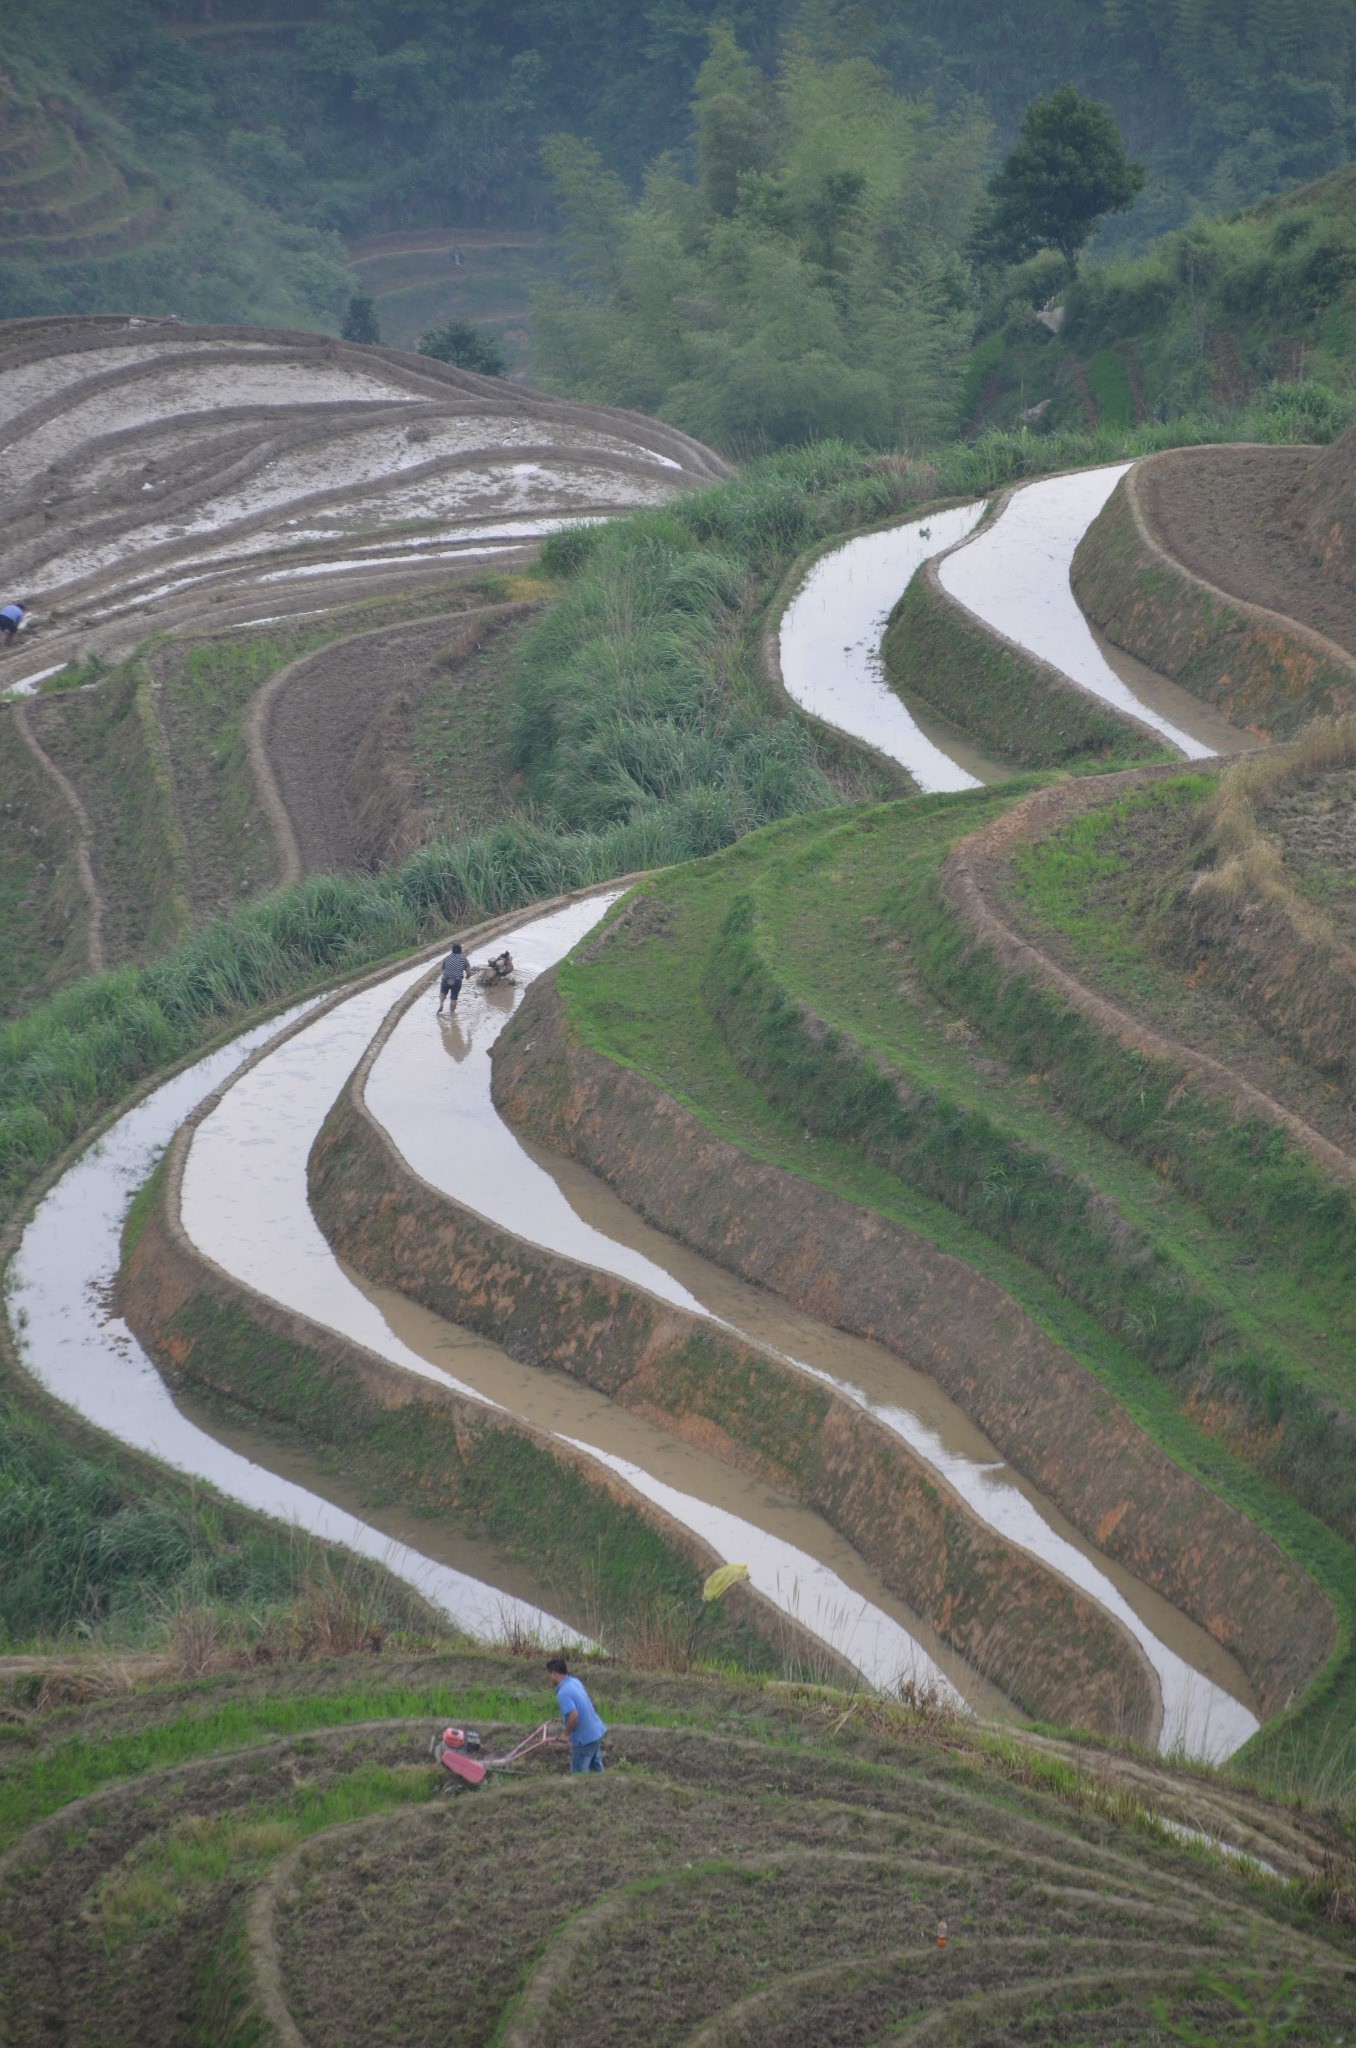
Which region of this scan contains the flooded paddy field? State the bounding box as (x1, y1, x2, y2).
(0, 323, 1324, 1762)
(0, 318, 723, 692)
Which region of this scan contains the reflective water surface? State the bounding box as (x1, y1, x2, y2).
(182, 905, 969, 1702)
(938, 466, 1258, 759)
(7, 998, 573, 1643)
(778, 504, 992, 792)
(366, 905, 1260, 1761)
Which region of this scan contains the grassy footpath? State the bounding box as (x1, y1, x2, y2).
(556, 801, 1356, 1799)
(27, 662, 193, 963)
(0, 713, 88, 1019)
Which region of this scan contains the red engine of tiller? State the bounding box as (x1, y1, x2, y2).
(429, 1720, 561, 1789)
(431, 1725, 487, 1785)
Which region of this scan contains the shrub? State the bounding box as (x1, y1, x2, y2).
(417, 319, 506, 377)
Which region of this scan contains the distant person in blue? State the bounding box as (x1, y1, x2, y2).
(0, 602, 26, 646)
(547, 1656, 607, 1773)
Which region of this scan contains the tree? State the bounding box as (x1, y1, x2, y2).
(532, 28, 989, 453)
(973, 85, 1145, 275)
(341, 291, 381, 344)
(417, 320, 507, 377)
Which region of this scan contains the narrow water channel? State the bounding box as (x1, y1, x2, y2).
(180, 904, 974, 1704)
(937, 466, 1259, 759)
(777, 504, 1004, 792)
(5, 1002, 573, 1645)
(362, 902, 1260, 1763)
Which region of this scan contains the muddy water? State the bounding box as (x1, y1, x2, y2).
(778, 505, 1005, 792)
(348, 1277, 987, 1704)
(938, 467, 1257, 760)
(365, 905, 1261, 1762)
(180, 909, 969, 1703)
(4, 1002, 573, 1645)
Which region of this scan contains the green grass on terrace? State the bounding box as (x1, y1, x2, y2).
(0, 1678, 742, 1852)
(557, 797, 1356, 1797)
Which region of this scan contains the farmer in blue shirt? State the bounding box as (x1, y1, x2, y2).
(547, 1656, 606, 1773)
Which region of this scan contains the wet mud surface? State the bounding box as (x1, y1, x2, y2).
(1141, 444, 1356, 655)
(0, 323, 723, 692)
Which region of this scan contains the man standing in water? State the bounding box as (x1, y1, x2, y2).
(547, 1657, 607, 1773)
(436, 941, 474, 1015)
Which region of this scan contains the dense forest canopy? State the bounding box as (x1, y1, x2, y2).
(6, 1, 1356, 450)
(532, 31, 987, 450)
(11, 0, 1356, 242)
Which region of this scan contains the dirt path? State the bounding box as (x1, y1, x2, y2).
(260, 612, 492, 877)
(940, 770, 1356, 1180)
(1139, 444, 1356, 657)
(9, 699, 105, 974)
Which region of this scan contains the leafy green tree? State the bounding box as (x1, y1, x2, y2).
(341, 291, 381, 344)
(973, 84, 1145, 275)
(694, 23, 774, 217)
(417, 320, 507, 377)
(534, 29, 989, 453)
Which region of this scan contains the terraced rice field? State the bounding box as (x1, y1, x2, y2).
(2, 1657, 1350, 2048)
(0, 316, 722, 682)
(4, 356, 1356, 2038)
(13, 444, 1345, 1763)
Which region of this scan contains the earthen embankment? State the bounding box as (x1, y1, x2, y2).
(309, 1058, 1161, 1737)
(491, 969, 1335, 1721)
(121, 1120, 803, 1668)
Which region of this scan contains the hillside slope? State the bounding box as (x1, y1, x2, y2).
(3, 1652, 1350, 2048)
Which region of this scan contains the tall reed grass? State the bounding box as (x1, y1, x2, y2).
(0, 1395, 433, 1651)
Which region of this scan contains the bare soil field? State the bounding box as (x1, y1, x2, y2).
(2, 1655, 1349, 2048)
(1139, 444, 1356, 655)
(264, 611, 495, 877)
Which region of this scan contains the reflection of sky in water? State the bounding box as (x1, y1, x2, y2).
(368, 909, 1258, 1763)
(939, 466, 1210, 758)
(779, 503, 986, 792)
(183, 897, 957, 1701)
(8, 996, 571, 1643)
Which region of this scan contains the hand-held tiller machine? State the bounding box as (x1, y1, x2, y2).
(430, 1722, 564, 1788)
